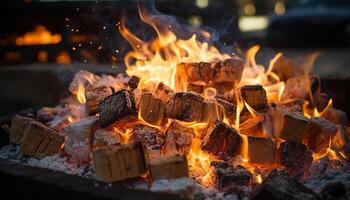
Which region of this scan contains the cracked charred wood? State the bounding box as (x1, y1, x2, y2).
(252, 170, 319, 200)
(149, 153, 189, 181)
(247, 136, 276, 164)
(277, 141, 313, 176)
(93, 129, 121, 150)
(211, 161, 252, 192)
(216, 98, 236, 124)
(131, 124, 164, 157)
(240, 85, 268, 112)
(98, 90, 138, 128)
(139, 92, 166, 126)
(273, 111, 310, 143)
(21, 121, 64, 158)
(305, 117, 337, 155)
(201, 120, 241, 160)
(164, 122, 193, 155)
(85, 86, 113, 115)
(239, 115, 264, 137)
(64, 116, 100, 163)
(322, 107, 349, 126)
(9, 115, 35, 145)
(92, 141, 147, 182)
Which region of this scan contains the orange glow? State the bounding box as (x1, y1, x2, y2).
(16, 25, 61, 46)
(76, 82, 86, 104)
(304, 98, 333, 118)
(256, 174, 262, 184)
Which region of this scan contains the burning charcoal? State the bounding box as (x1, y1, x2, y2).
(272, 55, 304, 81)
(21, 121, 64, 158)
(92, 141, 147, 182)
(201, 120, 241, 160)
(164, 122, 193, 155)
(177, 62, 213, 84)
(131, 124, 164, 156)
(212, 59, 244, 83)
(211, 82, 234, 95)
(252, 170, 318, 200)
(211, 161, 252, 192)
(321, 182, 347, 200)
(154, 82, 174, 103)
(64, 116, 100, 163)
(93, 129, 121, 150)
(282, 75, 311, 100)
(240, 85, 268, 112)
(239, 115, 264, 137)
(277, 141, 313, 175)
(9, 116, 35, 145)
(247, 136, 276, 163)
(273, 111, 310, 143)
(98, 90, 138, 128)
(116, 73, 140, 90)
(187, 82, 204, 94)
(322, 107, 349, 126)
(149, 153, 189, 181)
(85, 86, 113, 115)
(165, 92, 205, 122)
(139, 92, 166, 126)
(305, 117, 337, 154)
(216, 98, 236, 124)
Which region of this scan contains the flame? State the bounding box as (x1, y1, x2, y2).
(76, 82, 86, 104)
(16, 25, 61, 46)
(235, 89, 249, 162)
(256, 174, 262, 184)
(304, 98, 333, 118)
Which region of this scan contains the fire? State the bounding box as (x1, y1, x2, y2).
(16, 25, 62, 46)
(76, 82, 86, 104)
(256, 174, 262, 184)
(303, 98, 333, 118)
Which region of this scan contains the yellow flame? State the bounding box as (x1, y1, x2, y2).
(76, 82, 86, 104)
(304, 99, 333, 118)
(16, 25, 62, 46)
(256, 174, 262, 184)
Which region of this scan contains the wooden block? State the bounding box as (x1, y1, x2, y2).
(116, 73, 140, 90)
(149, 153, 189, 181)
(85, 86, 113, 115)
(212, 59, 244, 83)
(305, 117, 337, 154)
(272, 55, 304, 81)
(21, 122, 64, 158)
(131, 124, 164, 156)
(164, 122, 193, 155)
(239, 115, 264, 137)
(10, 116, 35, 145)
(64, 116, 100, 163)
(277, 141, 313, 175)
(154, 82, 174, 103)
(241, 85, 268, 112)
(93, 141, 147, 182)
(177, 62, 213, 84)
(252, 170, 318, 200)
(247, 136, 276, 163)
(93, 129, 121, 150)
(201, 120, 241, 160)
(282, 75, 311, 100)
(186, 82, 204, 94)
(98, 90, 138, 128)
(273, 112, 310, 143)
(322, 107, 349, 126)
(139, 92, 166, 126)
(210, 81, 234, 95)
(37, 107, 61, 123)
(211, 161, 252, 192)
(216, 98, 236, 124)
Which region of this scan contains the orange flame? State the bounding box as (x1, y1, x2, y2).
(16, 25, 61, 46)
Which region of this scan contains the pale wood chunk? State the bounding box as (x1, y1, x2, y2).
(164, 122, 194, 155)
(273, 112, 310, 143)
(305, 117, 337, 154)
(241, 85, 268, 112)
(248, 136, 276, 163)
(201, 120, 241, 160)
(85, 86, 113, 115)
(10, 116, 35, 145)
(93, 141, 147, 182)
(131, 124, 164, 157)
(98, 90, 138, 128)
(21, 122, 64, 158)
(149, 153, 189, 181)
(139, 92, 166, 126)
(64, 116, 100, 163)
(93, 129, 121, 150)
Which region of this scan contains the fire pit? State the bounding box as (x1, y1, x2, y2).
(1, 3, 350, 200)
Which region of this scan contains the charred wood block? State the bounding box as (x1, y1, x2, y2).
(212, 59, 244, 83)
(211, 82, 235, 95)
(277, 141, 313, 175)
(92, 141, 147, 182)
(177, 62, 213, 84)
(64, 116, 100, 163)
(10, 116, 35, 145)
(305, 117, 337, 154)
(116, 73, 140, 91)
(187, 82, 204, 94)
(93, 129, 121, 150)
(85, 86, 113, 115)
(252, 170, 318, 200)
(322, 107, 349, 126)
(282, 75, 311, 100)
(241, 85, 268, 112)
(239, 115, 264, 137)
(149, 153, 189, 181)
(201, 120, 241, 160)
(273, 112, 310, 143)
(248, 137, 276, 163)
(211, 161, 252, 192)
(154, 82, 174, 103)
(139, 92, 166, 126)
(272, 55, 304, 81)
(165, 92, 205, 122)
(216, 98, 236, 124)
(21, 122, 64, 158)
(131, 124, 164, 156)
(164, 122, 193, 155)
(331, 125, 350, 160)
(98, 90, 138, 128)
(321, 182, 347, 200)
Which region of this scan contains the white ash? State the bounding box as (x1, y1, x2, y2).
(93, 129, 120, 146)
(150, 177, 201, 199)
